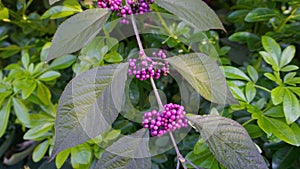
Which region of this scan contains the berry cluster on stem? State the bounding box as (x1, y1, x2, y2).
(142, 103, 188, 137)
(128, 50, 170, 80)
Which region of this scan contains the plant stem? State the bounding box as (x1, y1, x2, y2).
(242, 118, 255, 127)
(129, 9, 199, 169)
(254, 85, 271, 93)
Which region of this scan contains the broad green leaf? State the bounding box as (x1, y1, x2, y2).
(283, 90, 300, 124)
(252, 114, 300, 146)
(38, 71, 61, 81)
(12, 98, 30, 127)
(95, 129, 151, 168)
(32, 139, 50, 162)
(271, 86, 285, 105)
(259, 51, 278, 68)
(227, 81, 247, 102)
(245, 82, 256, 103)
(245, 8, 277, 22)
(167, 53, 237, 104)
(104, 51, 123, 63)
(46, 8, 111, 61)
(23, 123, 53, 141)
(187, 115, 267, 169)
(261, 36, 281, 66)
(0, 99, 11, 138)
(272, 147, 300, 169)
(37, 82, 51, 105)
(49, 54, 76, 70)
(247, 65, 258, 83)
(71, 143, 92, 165)
(280, 45, 295, 68)
(264, 106, 284, 118)
(156, 0, 225, 31)
(55, 149, 71, 169)
(51, 63, 128, 158)
(223, 66, 251, 81)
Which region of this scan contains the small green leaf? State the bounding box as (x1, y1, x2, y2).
(245, 8, 277, 22)
(223, 66, 251, 81)
(280, 45, 295, 68)
(288, 87, 300, 97)
(271, 86, 285, 105)
(244, 124, 263, 139)
(228, 32, 259, 44)
(56, 149, 70, 169)
(156, 0, 225, 31)
(259, 51, 278, 68)
(41, 6, 82, 19)
(284, 72, 296, 84)
(37, 82, 51, 105)
(227, 10, 250, 22)
(264, 106, 284, 118)
(21, 50, 30, 69)
(21, 79, 37, 99)
(104, 51, 123, 63)
(49, 55, 76, 70)
(245, 82, 256, 103)
(0, 6, 9, 20)
(283, 90, 300, 124)
(187, 115, 268, 169)
(33, 139, 50, 162)
(281, 65, 299, 72)
(71, 143, 92, 165)
(23, 123, 53, 141)
(38, 71, 61, 81)
(0, 99, 11, 138)
(264, 73, 281, 85)
(46, 8, 111, 61)
(261, 36, 281, 66)
(12, 98, 30, 127)
(227, 81, 247, 102)
(247, 65, 258, 83)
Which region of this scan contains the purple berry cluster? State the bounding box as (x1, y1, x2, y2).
(142, 103, 188, 137)
(97, 0, 154, 16)
(128, 50, 170, 80)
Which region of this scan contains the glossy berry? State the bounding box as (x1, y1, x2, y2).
(142, 103, 188, 137)
(128, 50, 169, 80)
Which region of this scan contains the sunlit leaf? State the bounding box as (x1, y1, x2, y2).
(0, 99, 11, 138)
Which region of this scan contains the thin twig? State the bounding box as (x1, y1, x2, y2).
(150, 77, 164, 111)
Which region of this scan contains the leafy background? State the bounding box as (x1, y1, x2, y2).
(0, 0, 300, 168)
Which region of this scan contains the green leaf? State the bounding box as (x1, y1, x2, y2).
(247, 65, 258, 83)
(95, 129, 151, 168)
(51, 63, 128, 158)
(46, 8, 111, 61)
(281, 65, 299, 72)
(245, 8, 277, 22)
(244, 124, 263, 139)
(56, 149, 70, 169)
(271, 86, 285, 105)
(23, 123, 53, 141)
(227, 81, 247, 102)
(49, 55, 76, 70)
(283, 90, 300, 124)
(187, 115, 267, 169)
(261, 36, 281, 67)
(32, 139, 50, 162)
(167, 53, 237, 104)
(264, 106, 284, 118)
(259, 51, 278, 68)
(280, 45, 295, 68)
(40, 42, 52, 61)
(227, 9, 250, 22)
(21, 50, 30, 69)
(288, 87, 300, 97)
(223, 66, 251, 81)
(41, 4, 82, 19)
(272, 147, 300, 169)
(0, 99, 11, 138)
(21, 80, 37, 99)
(228, 32, 259, 44)
(245, 82, 256, 103)
(264, 73, 281, 85)
(253, 114, 300, 146)
(37, 82, 51, 105)
(283, 72, 296, 84)
(104, 51, 123, 63)
(71, 143, 92, 165)
(12, 98, 30, 127)
(38, 71, 61, 81)
(0, 6, 9, 20)
(155, 0, 225, 31)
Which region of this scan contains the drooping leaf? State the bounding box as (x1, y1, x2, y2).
(95, 129, 151, 168)
(155, 0, 225, 31)
(0, 99, 11, 138)
(283, 90, 300, 124)
(46, 8, 111, 61)
(187, 115, 268, 169)
(51, 63, 128, 158)
(167, 53, 237, 104)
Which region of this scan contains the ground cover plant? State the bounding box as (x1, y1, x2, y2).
(0, 0, 299, 168)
